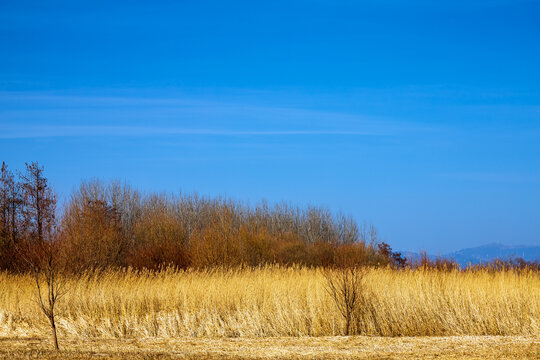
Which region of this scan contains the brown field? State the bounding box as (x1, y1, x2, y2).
(1, 336, 538, 359)
(0, 266, 538, 358)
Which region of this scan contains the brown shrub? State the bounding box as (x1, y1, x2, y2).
(60, 199, 125, 271)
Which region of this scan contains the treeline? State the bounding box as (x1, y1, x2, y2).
(1, 161, 408, 272)
(2, 162, 537, 272)
(0, 161, 58, 270)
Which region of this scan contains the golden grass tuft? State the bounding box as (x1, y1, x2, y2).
(0, 266, 538, 339)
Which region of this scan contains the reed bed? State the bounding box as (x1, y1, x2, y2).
(0, 266, 538, 338)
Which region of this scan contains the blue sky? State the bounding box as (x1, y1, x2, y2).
(1, 0, 539, 253)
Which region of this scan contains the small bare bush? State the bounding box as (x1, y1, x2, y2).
(29, 242, 64, 351)
(324, 266, 367, 335)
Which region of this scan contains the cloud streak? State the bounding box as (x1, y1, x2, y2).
(0, 125, 381, 139)
(0, 91, 441, 139)
(0, 92, 446, 139)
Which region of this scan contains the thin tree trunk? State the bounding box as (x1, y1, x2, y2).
(50, 315, 59, 351)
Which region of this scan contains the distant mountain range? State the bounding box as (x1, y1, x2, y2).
(403, 243, 540, 267)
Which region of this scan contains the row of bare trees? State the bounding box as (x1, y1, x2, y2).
(57, 179, 406, 270)
(1, 162, 408, 272)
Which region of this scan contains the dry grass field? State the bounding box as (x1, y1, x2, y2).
(1, 335, 538, 359)
(0, 266, 538, 358)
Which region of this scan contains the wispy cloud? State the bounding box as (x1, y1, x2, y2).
(0, 125, 380, 139)
(0, 91, 438, 139)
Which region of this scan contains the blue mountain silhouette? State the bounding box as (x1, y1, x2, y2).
(402, 243, 539, 267)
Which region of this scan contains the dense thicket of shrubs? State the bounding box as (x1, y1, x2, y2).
(1, 161, 408, 272)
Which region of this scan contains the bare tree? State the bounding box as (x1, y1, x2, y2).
(19, 162, 56, 244)
(17, 162, 63, 351)
(25, 238, 64, 351)
(0, 162, 10, 243)
(0, 162, 21, 250)
(324, 266, 366, 336)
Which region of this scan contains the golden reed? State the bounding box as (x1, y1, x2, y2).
(0, 266, 538, 338)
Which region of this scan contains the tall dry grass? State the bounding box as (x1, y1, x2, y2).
(0, 266, 538, 338)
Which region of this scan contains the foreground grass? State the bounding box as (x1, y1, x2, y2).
(1, 336, 538, 359)
(0, 266, 538, 338)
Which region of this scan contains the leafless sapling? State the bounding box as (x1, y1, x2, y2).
(324, 266, 366, 336)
